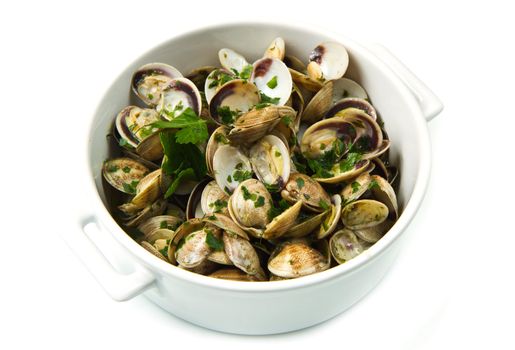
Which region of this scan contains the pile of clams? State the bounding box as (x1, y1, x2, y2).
(102, 37, 400, 282)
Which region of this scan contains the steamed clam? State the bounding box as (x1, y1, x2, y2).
(102, 36, 401, 282)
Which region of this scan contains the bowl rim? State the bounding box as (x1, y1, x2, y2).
(87, 20, 431, 293)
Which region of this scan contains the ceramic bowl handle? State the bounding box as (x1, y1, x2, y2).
(62, 217, 156, 301)
(369, 44, 444, 121)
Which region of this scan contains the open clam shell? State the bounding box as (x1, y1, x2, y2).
(353, 219, 394, 243)
(263, 200, 302, 240)
(140, 241, 168, 262)
(123, 199, 166, 227)
(157, 77, 202, 119)
(118, 169, 162, 214)
(168, 218, 205, 265)
(209, 79, 261, 126)
(251, 57, 292, 106)
(341, 199, 389, 230)
(284, 55, 307, 73)
(205, 125, 230, 176)
(228, 179, 273, 237)
(281, 173, 331, 212)
(223, 231, 265, 279)
(218, 48, 250, 75)
(204, 68, 235, 104)
(288, 68, 323, 93)
(307, 42, 349, 82)
(131, 63, 183, 106)
(370, 175, 398, 219)
(283, 210, 327, 238)
(249, 135, 290, 191)
(135, 131, 163, 161)
(340, 172, 372, 205)
(202, 213, 249, 240)
(317, 194, 342, 239)
(137, 215, 183, 236)
(186, 66, 216, 90)
(263, 37, 285, 60)
(212, 145, 253, 195)
(326, 97, 377, 120)
(102, 158, 149, 194)
(185, 179, 229, 220)
(175, 227, 214, 268)
(115, 106, 160, 148)
(329, 229, 364, 264)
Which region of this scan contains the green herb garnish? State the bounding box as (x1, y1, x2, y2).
(259, 92, 280, 105)
(319, 199, 330, 210)
(232, 169, 252, 183)
(369, 179, 380, 190)
(255, 196, 265, 208)
(217, 106, 238, 125)
(296, 177, 305, 190)
(122, 180, 139, 194)
(205, 231, 224, 251)
(122, 166, 131, 173)
(209, 199, 228, 213)
(266, 75, 278, 89)
(351, 181, 361, 193)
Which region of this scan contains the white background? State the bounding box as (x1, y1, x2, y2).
(1, 1, 513, 349)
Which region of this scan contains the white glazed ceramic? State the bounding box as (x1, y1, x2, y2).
(65, 22, 442, 335)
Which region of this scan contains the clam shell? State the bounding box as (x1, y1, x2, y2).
(131, 63, 183, 106)
(317, 194, 342, 239)
(370, 175, 398, 219)
(135, 131, 163, 161)
(218, 48, 250, 74)
(209, 79, 261, 126)
(326, 97, 376, 120)
(268, 241, 329, 278)
(140, 241, 168, 262)
(251, 57, 292, 106)
(102, 158, 149, 194)
(249, 135, 290, 190)
(329, 229, 363, 264)
(212, 145, 253, 195)
(185, 66, 216, 90)
(204, 68, 235, 104)
(263, 37, 285, 60)
(157, 77, 202, 118)
(341, 199, 389, 230)
(223, 231, 265, 279)
(307, 42, 349, 81)
(281, 173, 331, 212)
(209, 268, 261, 281)
(168, 218, 205, 265)
(288, 68, 323, 92)
(202, 213, 249, 240)
(137, 215, 183, 236)
(340, 172, 372, 205)
(283, 210, 327, 238)
(175, 228, 213, 268)
(115, 106, 159, 147)
(263, 200, 302, 240)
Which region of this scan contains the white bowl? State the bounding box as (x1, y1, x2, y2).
(67, 22, 442, 335)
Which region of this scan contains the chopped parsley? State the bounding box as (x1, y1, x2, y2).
(319, 199, 330, 211)
(217, 106, 238, 125)
(296, 177, 305, 190)
(209, 199, 228, 213)
(232, 169, 252, 183)
(241, 186, 256, 201)
(267, 75, 278, 89)
(267, 199, 291, 220)
(351, 181, 361, 193)
(259, 92, 280, 105)
(122, 180, 139, 194)
(214, 132, 229, 144)
(205, 231, 224, 251)
(107, 164, 119, 173)
(339, 152, 362, 173)
(227, 175, 233, 183)
(281, 116, 292, 125)
(158, 246, 168, 257)
(274, 150, 281, 157)
(118, 138, 134, 149)
(369, 179, 380, 190)
(122, 166, 131, 173)
(255, 196, 265, 208)
(159, 221, 168, 229)
(147, 93, 154, 100)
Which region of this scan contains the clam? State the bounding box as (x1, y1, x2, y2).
(227, 105, 294, 145)
(142, 228, 175, 245)
(204, 68, 235, 104)
(268, 240, 330, 278)
(223, 231, 266, 279)
(307, 42, 349, 82)
(205, 126, 230, 176)
(137, 215, 183, 236)
(329, 229, 364, 264)
(135, 131, 163, 161)
(124, 199, 167, 227)
(341, 199, 389, 230)
(340, 172, 372, 205)
(302, 79, 370, 123)
(249, 135, 290, 191)
(218, 48, 250, 75)
(228, 179, 273, 236)
(102, 158, 149, 194)
(228, 179, 302, 239)
(115, 106, 160, 147)
(184, 179, 230, 219)
(281, 173, 331, 212)
(131, 63, 183, 106)
(180, 259, 218, 275)
(175, 226, 218, 268)
(263, 37, 285, 60)
(157, 78, 202, 119)
(168, 218, 205, 265)
(317, 194, 342, 239)
(370, 175, 398, 219)
(118, 169, 162, 214)
(212, 145, 253, 195)
(207, 249, 233, 265)
(209, 79, 261, 126)
(325, 97, 376, 120)
(209, 268, 260, 281)
(251, 57, 292, 106)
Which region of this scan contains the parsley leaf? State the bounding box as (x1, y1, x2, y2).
(296, 177, 305, 190)
(259, 92, 280, 105)
(368, 179, 380, 190)
(267, 75, 278, 89)
(255, 196, 265, 208)
(205, 231, 224, 251)
(164, 168, 195, 198)
(351, 181, 361, 193)
(217, 106, 238, 125)
(152, 108, 208, 145)
(319, 199, 330, 210)
(339, 152, 362, 173)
